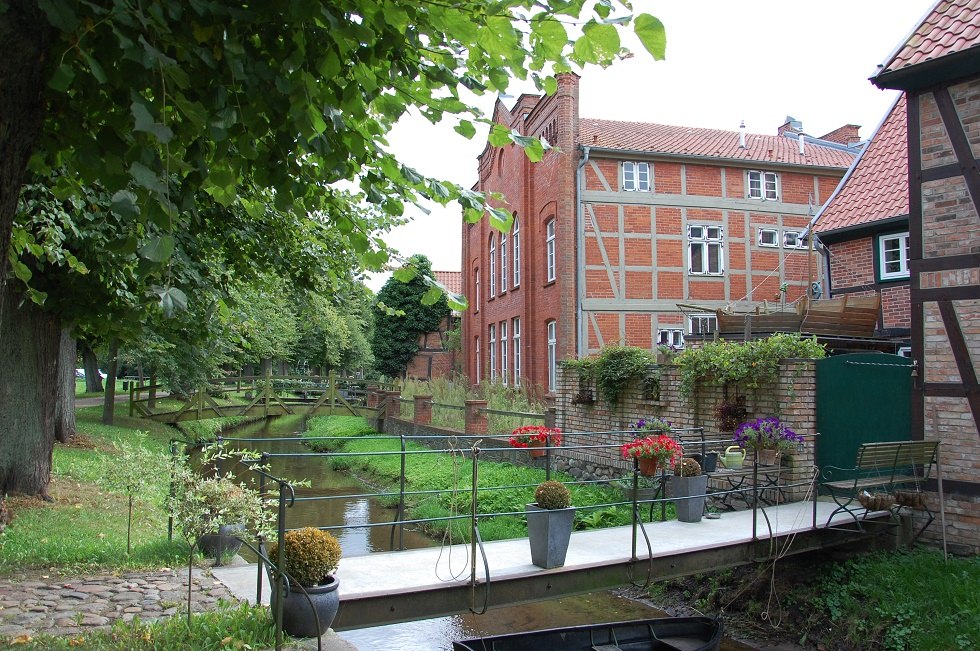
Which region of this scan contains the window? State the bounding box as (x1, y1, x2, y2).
(488, 324, 496, 381)
(688, 314, 717, 337)
(688, 225, 724, 275)
(488, 237, 496, 298)
(623, 161, 651, 191)
(878, 232, 910, 280)
(500, 233, 508, 291)
(474, 268, 480, 311)
(748, 171, 778, 200)
(657, 328, 684, 348)
(547, 320, 557, 392)
(512, 317, 521, 387)
(783, 230, 807, 249)
(512, 217, 521, 288)
(500, 321, 508, 386)
(758, 228, 778, 248)
(475, 336, 480, 382)
(545, 219, 556, 282)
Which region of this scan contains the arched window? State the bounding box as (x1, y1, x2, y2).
(545, 219, 556, 282)
(512, 217, 521, 288)
(500, 232, 508, 291)
(488, 236, 496, 297)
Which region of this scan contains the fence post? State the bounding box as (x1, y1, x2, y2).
(366, 385, 380, 409)
(385, 390, 401, 418)
(464, 400, 488, 435)
(414, 395, 432, 425)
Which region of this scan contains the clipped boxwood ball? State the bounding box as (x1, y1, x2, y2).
(535, 480, 571, 510)
(268, 527, 342, 586)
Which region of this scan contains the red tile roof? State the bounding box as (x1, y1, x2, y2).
(814, 95, 909, 234)
(578, 119, 855, 169)
(877, 0, 980, 77)
(434, 270, 462, 295)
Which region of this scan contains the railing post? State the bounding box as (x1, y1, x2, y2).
(129, 382, 135, 417)
(464, 400, 488, 435)
(470, 446, 480, 607)
(328, 370, 337, 413)
(168, 440, 177, 542)
(257, 453, 268, 606)
(274, 482, 288, 651)
(366, 385, 380, 409)
(414, 395, 432, 425)
(264, 369, 272, 419)
(386, 391, 402, 418)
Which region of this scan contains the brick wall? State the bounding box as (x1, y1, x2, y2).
(405, 316, 457, 380)
(826, 237, 911, 332)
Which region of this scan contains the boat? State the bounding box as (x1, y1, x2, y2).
(452, 616, 723, 651)
(712, 294, 882, 339)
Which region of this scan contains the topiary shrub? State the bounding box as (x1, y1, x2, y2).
(534, 480, 572, 510)
(676, 457, 702, 477)
(268, 527, 342, 586)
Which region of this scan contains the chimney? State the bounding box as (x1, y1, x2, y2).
(777, 115, 803, 136)
(739, 121, 746, 148)
(799, 134, 805, 155)
(818, 124, 861, 146)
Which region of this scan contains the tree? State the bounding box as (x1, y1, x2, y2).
(0, 1, 665, 496)
(372, 255, 450, 378)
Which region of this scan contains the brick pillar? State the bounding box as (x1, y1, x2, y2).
(465, 400, 488, 435)
(544, 396, 557, 430)
(366, 386, 380, 409)
(414, 394, 433, 425)
(386, 391, 401, 418)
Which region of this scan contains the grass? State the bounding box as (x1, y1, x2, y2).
(399, 377, 547, 434)
(304, 415, 651, 542)
(6, 600, 278, 650)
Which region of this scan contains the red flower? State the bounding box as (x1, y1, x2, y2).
(509, 425, 562, 448)
(620, 434, 683, 468)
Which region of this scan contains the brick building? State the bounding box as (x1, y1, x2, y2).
(405, 271, 462, 380)
(812, 95, 912, 345)
(462, 74, 857, 393)
(870, 0, 980, 553)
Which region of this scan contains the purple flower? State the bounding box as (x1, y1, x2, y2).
(733, 417, 802, 451)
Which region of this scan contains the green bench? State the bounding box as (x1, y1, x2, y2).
(820, 440, 939, 540)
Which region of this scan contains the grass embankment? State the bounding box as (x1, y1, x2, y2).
(399, 377, 546, 433)
(304, 415, 662, 541)
(650, 548, 979, 651)
(0, 403, 279, 651)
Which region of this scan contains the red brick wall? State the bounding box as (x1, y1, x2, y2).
(826, 236, 911, 331)
(405, 317, 457, 380)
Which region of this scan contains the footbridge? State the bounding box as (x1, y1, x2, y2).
(129, 373, 386, 423)
(213, 500, 888, 630)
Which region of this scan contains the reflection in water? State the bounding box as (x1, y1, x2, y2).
(338, 499, 371, 556)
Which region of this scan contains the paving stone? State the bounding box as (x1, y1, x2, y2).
(61, 591, 90, 600)
(80, 614, 110, 627)
(110, 591, 143, 602)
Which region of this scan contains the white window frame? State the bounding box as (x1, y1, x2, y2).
(475, 336, 480, 383)
(748, 170, 779, 200)
(500, 233, 508, 292)
(879, 231, 910, 280)
(622, 161, 651, 192)
(657, 328, 685, 349)
(688, 313, 717, 337)
(474, 268, 480, 311)
(687, 224, 725, 276)
(783, 230, 807, 249)
(488, 324, 496, 381)
(512, 317, 521, 387)
(500, 320, 508, 386)
(512, 217, 521, 288)
(488, 237, 496, 298)
(757, 227, 779, 248)
(547, 320, 557, 392)
(545, 219, 556, 282)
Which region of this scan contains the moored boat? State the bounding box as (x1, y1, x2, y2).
(452, 616, 723, 651)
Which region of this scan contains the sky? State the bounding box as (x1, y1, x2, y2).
(365, 0, 937, 291)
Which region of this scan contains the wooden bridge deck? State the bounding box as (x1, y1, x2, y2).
(212, 500, 887, 630)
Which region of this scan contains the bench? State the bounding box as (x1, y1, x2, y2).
(820, 440, 939, 539)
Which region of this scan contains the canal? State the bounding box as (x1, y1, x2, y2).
(226, 416, 752, 651)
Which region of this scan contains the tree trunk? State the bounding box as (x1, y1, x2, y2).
(0, 282, 59, 497)
(55, 328, 76, 443)
(0, 2, 53, 336)
(81, 343, 104, 393)
(102, 338, 119, 425)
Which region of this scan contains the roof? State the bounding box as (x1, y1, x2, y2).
(578, 118, 856, 169)
(433, 270, 462, 295)
(814, 95, 909, 235)
(873, 0, 980, 89)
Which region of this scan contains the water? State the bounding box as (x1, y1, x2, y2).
(225, 416, 753, 651)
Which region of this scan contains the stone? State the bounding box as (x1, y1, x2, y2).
(80, 614, 110, 627)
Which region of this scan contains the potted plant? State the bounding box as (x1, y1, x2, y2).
(733, 417, 804, 466)
(621, 419, 682, 476)
(509, 425, 562, 458)
(267, 527, 343, 637)
(525, 480, 574, 569)
(670, 457, 708, 523)
(612, 473, 661, 502)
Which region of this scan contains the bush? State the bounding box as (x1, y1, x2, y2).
(268, 527, 342, 586)
(534, 481, 571, 510)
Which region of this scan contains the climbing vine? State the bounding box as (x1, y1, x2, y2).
(564, 346, 658, 406)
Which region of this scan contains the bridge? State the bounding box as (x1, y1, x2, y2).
(128, 373, 385, 424)
(212, 500, 890, 630)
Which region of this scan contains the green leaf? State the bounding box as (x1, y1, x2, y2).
(446, 292, 468, 312)
(488, 124, 511, 148)
(511, 133, 545, 162)
(38, 0, 79, 31)
(129, 162, 168, 195)
(486, 206, 513, 232)
(454, 119, 476, 139)
(420, 285, 443, 306)
(574, 21, 621, 64)
(634, 14, 667, 61)
(110, 190, 140, 219)
(48, 64, 75, 92)
(132, 101, 173, 143)
(10, 258, 32, 283)
(393, 266, 417, 283)
(139, 235, 175, 263)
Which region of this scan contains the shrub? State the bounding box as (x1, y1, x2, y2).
(534, 481, 571, 510)
(268, 527, 342, 586)
(676, 458, 701, 477)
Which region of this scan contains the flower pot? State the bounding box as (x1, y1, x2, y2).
(756, 449, 780, 466)
(621, 487, 659, 502)
(526, 503, 575, 569)
(702, 452, 718, 473)
(271, 575, 340, 638)
(527, 439, 546, 458)
(638, 457, 659, 476)
(670, 474, 708, 523)
(198, 523, 244, 560)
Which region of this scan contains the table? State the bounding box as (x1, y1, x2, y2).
(707, 466, 784, 510)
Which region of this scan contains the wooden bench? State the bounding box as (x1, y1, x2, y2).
(820, 440, 939, 539)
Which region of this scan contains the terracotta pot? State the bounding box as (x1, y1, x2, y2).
(528, 439, 546, 458)
(638, 457, 659, 476)
(756, 448, 780, 466)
